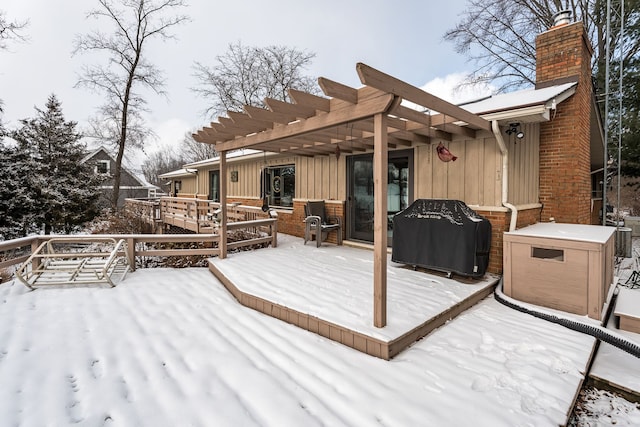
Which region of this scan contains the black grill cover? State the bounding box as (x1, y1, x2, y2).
(391, 199, 491, 278)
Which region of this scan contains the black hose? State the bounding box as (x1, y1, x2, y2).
(494, 280, 640, 359)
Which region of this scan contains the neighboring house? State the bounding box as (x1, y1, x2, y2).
(175, 18, 602, 275)
(82, 146, 160, 208)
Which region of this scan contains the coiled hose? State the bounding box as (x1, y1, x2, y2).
(494, 280, 640, 359)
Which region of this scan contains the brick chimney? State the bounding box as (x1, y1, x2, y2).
(536, 15, 594, 224)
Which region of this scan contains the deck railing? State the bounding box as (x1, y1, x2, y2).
(0, 220, 277, 278)
(125, 197, 274, 235)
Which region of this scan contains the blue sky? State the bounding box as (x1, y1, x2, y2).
(0, 0, 477, 164)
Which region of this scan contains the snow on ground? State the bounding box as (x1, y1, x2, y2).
(567, 235, 640, 426)
(570, 388, 640, 426)
(0, 264, 596, 426)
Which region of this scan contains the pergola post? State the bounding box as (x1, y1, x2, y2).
(373, 113, 388, 328)
(219, 150, 228, 259)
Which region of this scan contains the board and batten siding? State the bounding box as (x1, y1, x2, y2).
(192, 123, 539, 207)
(507, 123, 539, 206)
(415, 124, 539, 207)
(177, 176, 197, 195)
(297, 155, 346, 201)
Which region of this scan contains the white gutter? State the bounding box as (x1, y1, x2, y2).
(491, 120, 518, 232)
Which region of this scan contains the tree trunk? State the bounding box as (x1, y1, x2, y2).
(110, 68, 137, 210)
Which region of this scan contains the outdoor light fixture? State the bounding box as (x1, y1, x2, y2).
(506, 123, 525, 140)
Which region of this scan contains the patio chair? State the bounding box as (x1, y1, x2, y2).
(304, 200, 343, 248)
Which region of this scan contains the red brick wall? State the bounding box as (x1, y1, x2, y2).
(536, 22, 593, 224)
(227, 197, 345, 244)
(477, 207, 541, 274)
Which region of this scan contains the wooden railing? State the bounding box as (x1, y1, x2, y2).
(124, 198, 162, 224)
(0, 218, 277, 279)
(126, 197, 275, 235)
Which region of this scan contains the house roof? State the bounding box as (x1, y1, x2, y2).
(183, 149, 264, 169)
(461, 82, 578, 120)
(82, 145, 156, 189)
(158, 168, 198, 179)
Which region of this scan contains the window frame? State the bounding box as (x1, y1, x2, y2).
(262, 164, 295, 208)
(95, 160, 110, 174)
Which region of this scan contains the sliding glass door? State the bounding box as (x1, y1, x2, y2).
(347, 149, 413, 244)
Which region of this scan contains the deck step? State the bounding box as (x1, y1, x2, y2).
(614, 288, 640, 334)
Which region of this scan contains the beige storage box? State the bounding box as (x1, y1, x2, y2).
(503, 223, 615, 320)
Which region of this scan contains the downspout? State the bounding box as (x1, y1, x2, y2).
(491, 120, 518, 232)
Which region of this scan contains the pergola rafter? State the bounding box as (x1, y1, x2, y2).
(192, 63, 490, 329)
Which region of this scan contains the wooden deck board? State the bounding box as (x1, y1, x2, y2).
(208, 235, 499, 359)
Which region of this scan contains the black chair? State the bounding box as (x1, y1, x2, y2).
(303, 201, 342, 248)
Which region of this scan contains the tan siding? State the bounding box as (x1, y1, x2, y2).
(507, 123, 540, 205)
(296, 155, 343, 200)
(464, 139, 481, 205)
(432, 143, 448, 197)
(179, 176, 197, 194)
(189, 126, 538, 208)
(412, 136, 504, 207)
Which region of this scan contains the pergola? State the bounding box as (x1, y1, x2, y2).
(193, 63, 490, 328)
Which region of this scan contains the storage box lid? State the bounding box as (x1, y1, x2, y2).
(505, 222, 615, 243)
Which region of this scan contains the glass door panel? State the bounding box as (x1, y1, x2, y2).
(347, 149, 413, 244)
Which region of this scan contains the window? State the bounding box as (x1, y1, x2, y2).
(96, 160, 110, 174)
(262, 165, 295, 208)
(209, 170, 220, 202)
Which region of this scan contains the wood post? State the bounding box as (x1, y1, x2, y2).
(219, 151, 228, 259)
(373, 113, 388, 327)
(126, 237, 136, 271)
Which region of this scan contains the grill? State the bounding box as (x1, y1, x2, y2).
(391, 199, 491, 278)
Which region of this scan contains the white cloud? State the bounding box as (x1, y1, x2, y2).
(420, 72, 495, 105)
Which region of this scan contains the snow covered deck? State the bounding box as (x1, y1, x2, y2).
(0, 266, 597, 426)
(209, 235, 499, 359)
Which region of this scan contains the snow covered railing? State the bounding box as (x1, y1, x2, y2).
(159, 197, 218, 233)
(15, 237, 132, 289)
(0, 236, 38, 271)
(144, 197, 275, 234)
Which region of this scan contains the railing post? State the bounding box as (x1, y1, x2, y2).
(126, 237, 136, 271)
(30, 237, 41, 272)
(271, 219, 278, 248)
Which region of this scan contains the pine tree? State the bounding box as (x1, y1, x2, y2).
(6, 94, 101, 237)
(0, 142, 39, 239)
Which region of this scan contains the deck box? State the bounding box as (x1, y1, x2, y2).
(503, 223, 615, 321)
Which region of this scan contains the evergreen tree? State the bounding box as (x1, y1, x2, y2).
(0, 141, 39, 239)
(6, 94, 101, 237)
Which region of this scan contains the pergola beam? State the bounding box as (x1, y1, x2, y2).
(288, 89, 331, 112)
(215, 93, 395, 152)
(265, 97, 317, 119)
(244, 105, 297, 125)
(318, 77, 358, 103)
(357, 62, 491, 131)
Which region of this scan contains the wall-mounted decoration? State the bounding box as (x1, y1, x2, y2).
(230, 170, 238, 182)
(436, 142, 457, 162)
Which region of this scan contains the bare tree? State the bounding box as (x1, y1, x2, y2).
(141, 144, 186, 187)
(180, 131, 217, 163)
(73, 0, 189, 209)
(443, 0, 624, 92)
(1, 9, 28, 126)
(192, 42, 319, 118)
(0, 10, 28, 51)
